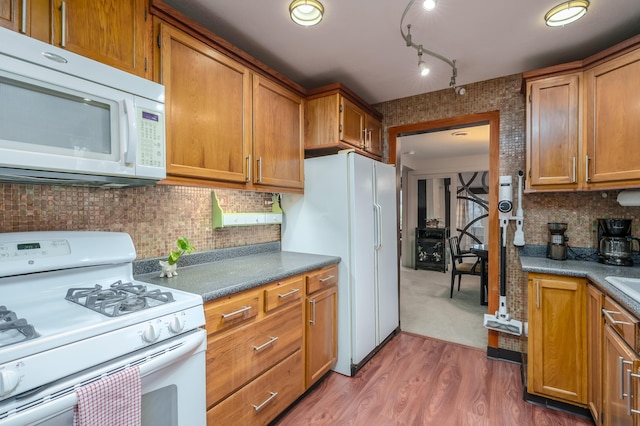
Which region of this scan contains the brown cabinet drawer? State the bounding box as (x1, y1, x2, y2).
(207, 349, 304, 426)
(264, 275, 304, 313)
(206, 302, 303, 406)
(306, 264, 338, 294)
(603, 297, 640, 351)
(205, 290, 261, 336)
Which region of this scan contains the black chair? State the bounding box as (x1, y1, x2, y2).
(448, 236, 482, 298)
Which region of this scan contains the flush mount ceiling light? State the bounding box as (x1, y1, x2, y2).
(400, 0, 459, 90)
(422, 0, 437, 11)
(289, 0, 324, 27)
(544, 0, 589, 27)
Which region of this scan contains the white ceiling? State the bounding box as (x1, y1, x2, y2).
(163, 0, 640, 104)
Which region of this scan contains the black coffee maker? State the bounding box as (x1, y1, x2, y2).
(597, 218, 639, 266)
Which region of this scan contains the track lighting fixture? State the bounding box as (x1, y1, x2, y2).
(401, 0, 458, 87)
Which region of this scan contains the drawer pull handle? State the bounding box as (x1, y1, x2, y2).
(278, 288, 300, 299)
(603, 308, 633, 326)
(627, 369, 640, 415)
(252, 391, 278, 412)
(221, 305, 251, 320)
(253, 336, 278, 352)
(319, 275, 335, 283)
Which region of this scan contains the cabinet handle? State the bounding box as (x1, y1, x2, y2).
(585, 155, 590, 182)
(246, 155, 251, 182)
(221, 305, 251, 320)
(20, 0, 27, 33)
(310, 299, 316, 325)
(620, 356, 632, 399)
(253, 336, 278, 352)
(536, 280, 540, 309)
(572, 156, 576, 183)
(257, 156, 263, 183)
(319, 275, 335, 283)
(60, 1, 66, 47)
(627, 369, 640, 415)
(278, 288, 300, 299)
(251, 391, 278, 412)
(603, 308, 633, 326)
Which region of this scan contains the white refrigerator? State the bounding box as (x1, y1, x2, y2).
(281, 151, 399, 376)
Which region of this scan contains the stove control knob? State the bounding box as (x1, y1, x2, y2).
(0, 369, 20, 396)
(168, 316, 185, 333)
(142, 323, 160, 343)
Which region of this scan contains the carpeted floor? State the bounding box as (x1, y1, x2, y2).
(400, 264, 488, 349)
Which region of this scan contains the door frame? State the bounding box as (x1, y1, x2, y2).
(388, 111, 500, 349)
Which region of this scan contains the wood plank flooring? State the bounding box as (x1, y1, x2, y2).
(273, 332, 594, 426)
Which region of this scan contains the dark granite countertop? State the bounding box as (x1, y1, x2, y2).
(520, 255, 640, 317)
(135, 250, 340, 302)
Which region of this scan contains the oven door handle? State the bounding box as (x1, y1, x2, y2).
(1, 329, 206, 426)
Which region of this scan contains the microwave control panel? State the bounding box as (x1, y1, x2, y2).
(137, 107, 164, 168)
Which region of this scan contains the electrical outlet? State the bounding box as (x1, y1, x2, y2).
(218, 196, 227, 206)
(524, 321, 528, 337)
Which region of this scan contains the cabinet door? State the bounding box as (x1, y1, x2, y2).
(527, 273, 587, 404)
(587, 284, 604, 423)
(159, 23, 251, 184)
(1, 0, 52, 42)
(365, 114, 383, 158)
(52, 0, 149, 77)
(306, 285, 337, 388)
(526, 74, 581, 190)
(252, 74, 304, 190)
(340, 96, 364, 148)
(585, 48, 640, 185)
(603, 325, 640, 426)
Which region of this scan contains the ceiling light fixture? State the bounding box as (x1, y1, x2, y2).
(289, 0, 324, 27)
(401, 0, 458, 88)
(544, 0, 589, 27)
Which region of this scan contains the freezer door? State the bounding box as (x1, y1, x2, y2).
(349, 153, 377, 366)
(373, 161, 399, 342)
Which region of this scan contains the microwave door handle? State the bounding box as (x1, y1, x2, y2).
(122, 99, 137, 166)
(0, 330, 205, 426)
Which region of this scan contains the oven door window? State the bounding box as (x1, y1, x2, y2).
(0, 73, 119, 161)
(142, 385, 178, 426)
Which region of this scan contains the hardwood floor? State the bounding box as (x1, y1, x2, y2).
(274, 332, 594, 426)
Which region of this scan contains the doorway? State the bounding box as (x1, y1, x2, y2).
(388, 111, 500, 349)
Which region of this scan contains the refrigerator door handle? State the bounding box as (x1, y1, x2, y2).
(374, 203, 382, 250)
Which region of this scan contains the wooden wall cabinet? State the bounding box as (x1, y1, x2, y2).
(587, 284, 604, 424)
(205, 274, 305, 425)
(584, 48, 640, 187)
(156, 21, 304, 192)
(527, 273, 587, 406)
(2, 0, 149, 78)
(526, 73, 581, 191)
(524, 36, 640, 193)
(304, 264, 338, 388)
(305, 83, 384, 161)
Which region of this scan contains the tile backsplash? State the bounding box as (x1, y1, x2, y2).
(0, 183, 280, 260)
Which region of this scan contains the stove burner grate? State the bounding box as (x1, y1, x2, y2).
(0, 306, 39, 348)
(65, 280, 175, 317)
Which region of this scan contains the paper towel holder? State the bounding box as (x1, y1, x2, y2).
(617, 189, 640, 206)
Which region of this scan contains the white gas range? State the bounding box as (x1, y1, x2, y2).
(0, 231, 206, 425)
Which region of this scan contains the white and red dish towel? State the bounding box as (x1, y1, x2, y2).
(73, 366, 141, 426)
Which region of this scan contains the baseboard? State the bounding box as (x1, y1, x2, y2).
(486, 346, 522, 363)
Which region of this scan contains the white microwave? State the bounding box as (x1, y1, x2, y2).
(0, 27, 166, 187)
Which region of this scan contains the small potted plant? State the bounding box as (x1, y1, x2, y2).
(159, 237, 195, 278)
(425, 218, 440, 228)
